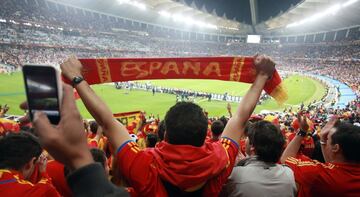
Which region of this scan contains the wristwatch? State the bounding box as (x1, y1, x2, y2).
(72, 76, 84, 86)
(297, 130, 307, 137)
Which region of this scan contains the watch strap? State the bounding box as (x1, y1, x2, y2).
(297, 130, 307, 137)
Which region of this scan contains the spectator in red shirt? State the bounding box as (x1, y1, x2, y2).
(156, 120, 166, 142)
(0, 132, 60, 196)
(145, 133, 158, 148)
(209, 120, 225, 142)
(90, 148, 110, 177)
(87, 121, 103, 148)
(281, 114, 360, 197)
(60, 54, 275, 196)
(46, 160, 72, 197)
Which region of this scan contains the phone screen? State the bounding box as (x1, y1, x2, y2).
(23, 66, 61, 124)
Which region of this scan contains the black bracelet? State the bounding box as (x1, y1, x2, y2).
(297, 130, 307, 137)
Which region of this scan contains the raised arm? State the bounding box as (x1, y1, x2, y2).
(221, 55, 275, 143)
(0, 104, 9, 117)
(226, 103, 232, 118)
(319, 116, 338, 163)
(60, 56, 131, 153)
(280, 113, 309, 163)
(30, 84, 129, 196)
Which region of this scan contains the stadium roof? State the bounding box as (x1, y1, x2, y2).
(257, 0, 360, 35)
(53, 0, 360, 35)
(54, 0, 253, 33)
(145, 0, 243, 31)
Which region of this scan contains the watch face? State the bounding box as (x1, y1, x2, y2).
(73, 77, 83, 84)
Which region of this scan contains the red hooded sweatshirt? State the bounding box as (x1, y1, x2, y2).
(116, 138, 238, 197)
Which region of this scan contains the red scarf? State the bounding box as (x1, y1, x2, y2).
(150, 141, 228, 190)
(74, 57, 287, 103)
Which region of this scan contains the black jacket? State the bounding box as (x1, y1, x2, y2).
(67, 163, 129, 197)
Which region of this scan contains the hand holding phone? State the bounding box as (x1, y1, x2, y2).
(23, 65, 63, 125)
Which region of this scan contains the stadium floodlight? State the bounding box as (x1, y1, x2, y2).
(158, 11, 171, 18)
(286, 0, 357, 28)
(118, 0, 130, 5)
(207, 24, 218, 29)
(9, 20, 19, 24)
(218, 25, 239, 31)
(172, 14, 184, 22)
(327, 4, 341, 15)
(157, 10, 217, 29)
(185, 17, 195, 24)
(132, 1, 146, 10)
(287, 4, 340, 28)
(343, 0, 358, 7)
(118, 0, 146, 11)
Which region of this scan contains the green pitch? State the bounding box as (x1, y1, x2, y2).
(0, 72, 326, 118)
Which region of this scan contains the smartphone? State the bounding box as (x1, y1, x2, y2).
(23, 65, 63, 125)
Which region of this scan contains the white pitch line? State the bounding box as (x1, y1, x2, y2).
(195, 98, 208, 104)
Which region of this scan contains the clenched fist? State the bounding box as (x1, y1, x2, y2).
(254, 54, 275, 79)
(60, 55, 83, 81)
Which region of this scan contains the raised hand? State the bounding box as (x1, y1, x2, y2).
(37, 153, 48, 173)
(227, 103, 232, 118)
(254, 54, 275, 79)
(320, 116, 338, 143)
(222, 54, 271, 142)
(60, 55, 83, 81)
(227, 103, 231, 112)
(32, 84, 93, 170)
(297, 111, 309, 131)
(0, 104, 10, 117)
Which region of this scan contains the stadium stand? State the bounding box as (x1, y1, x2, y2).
(0, 0, 359, 196)
(0, 0, 359, 95)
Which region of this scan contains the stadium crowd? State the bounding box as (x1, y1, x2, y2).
(1, 24, 359, 94)
(0, 0, 359, 94)
(1, 55, 360, 197)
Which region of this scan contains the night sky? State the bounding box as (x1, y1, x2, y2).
(182, 0, 302, 24)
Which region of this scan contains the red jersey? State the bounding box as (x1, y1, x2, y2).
(0, 169, 60, 196)
(46, 160, 72, 197)
(206, 138, 220, 143)
(117, 137, 238, 197)
(287, 133, 315, 157)
(97, 136, 107, 151)
(286, 157, 360, 197)
(87, 133, 98, 148)
(239, 138, 246, 156)
(29, 163, 41, 184)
